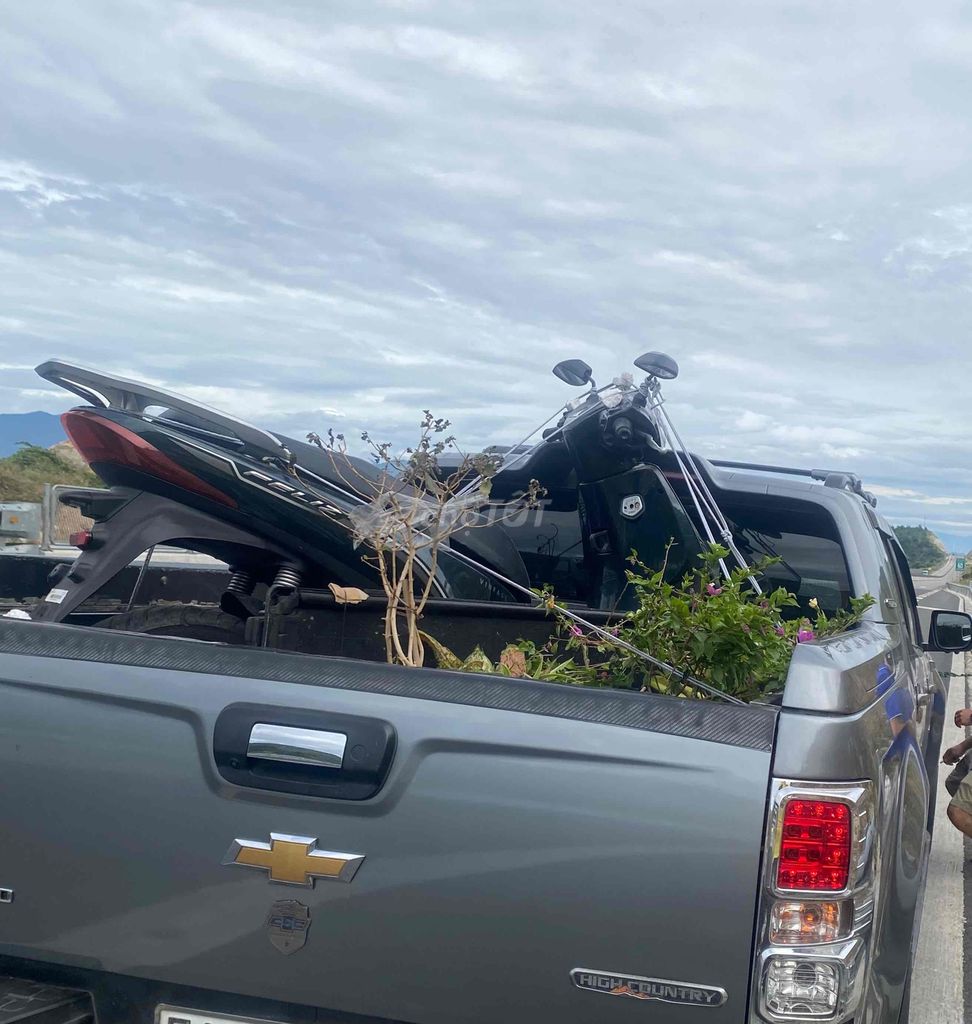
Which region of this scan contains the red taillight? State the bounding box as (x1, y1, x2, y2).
(69, 529, 92, 549)
(777, 799, 851, 892)
(61, 410, 236, 509)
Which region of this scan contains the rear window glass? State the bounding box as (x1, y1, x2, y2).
(728, 506, 852, 615)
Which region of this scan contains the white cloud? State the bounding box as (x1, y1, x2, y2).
(0, 0, 970, 537)
(117, 276, 255, 305)
(820, 443, 867, 460)
(689, 351, 793, 385)
(0, 161, 101, 209)
(735, 410, 771, 432)
(919, 495, 972, 507)
(639, 249, 816, 302)
(770, 424, 868, 446)
(175, 9, 409, 112)
(869, 484, 923, 499)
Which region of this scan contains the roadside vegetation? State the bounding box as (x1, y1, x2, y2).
(0, 443, 98, 502)
(893, 525, 946, 571)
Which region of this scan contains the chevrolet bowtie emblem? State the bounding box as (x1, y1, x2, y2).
(223, 833, 364, 887)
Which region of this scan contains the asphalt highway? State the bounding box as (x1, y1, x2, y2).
(910, 554, 968, 1023)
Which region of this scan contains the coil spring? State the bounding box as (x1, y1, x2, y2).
(226, 571, 255, 596)
(272, 564, 302, 590)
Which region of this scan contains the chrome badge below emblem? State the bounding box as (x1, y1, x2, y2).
(266, 899, 310, 955)
(571, 969, 727, 1008)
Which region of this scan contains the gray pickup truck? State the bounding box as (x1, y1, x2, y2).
(0, 358, 970, 1024)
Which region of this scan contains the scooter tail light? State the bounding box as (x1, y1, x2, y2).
(61, 410, 236, 509)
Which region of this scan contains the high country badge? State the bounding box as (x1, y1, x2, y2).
(571, 969, 727, 1008)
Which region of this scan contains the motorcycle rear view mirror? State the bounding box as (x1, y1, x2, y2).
(634, 351, 679, 380)
(552, 359, 594, 387)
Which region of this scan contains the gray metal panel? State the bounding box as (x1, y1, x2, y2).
(780, 620, 902, 714)
(0, 504, 40, 542)
(0, 638, 774, 1024)
(773, 667, 932, 1023)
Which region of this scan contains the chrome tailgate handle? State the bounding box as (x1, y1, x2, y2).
(247, 723, 347, 769)
(217, 705, 396, 800)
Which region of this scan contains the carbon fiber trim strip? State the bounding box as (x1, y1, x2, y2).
(0, 620, 777, 751)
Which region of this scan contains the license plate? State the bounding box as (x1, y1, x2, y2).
(157, 1009, 285, 1024)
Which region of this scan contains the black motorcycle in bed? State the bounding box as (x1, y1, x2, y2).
(26, 354, 765, 653)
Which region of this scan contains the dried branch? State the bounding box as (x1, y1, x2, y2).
(306, 416, 542, 667)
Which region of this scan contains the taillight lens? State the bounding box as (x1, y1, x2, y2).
(62, 410, 235, 509)
(764, 958, 840, 1018)
(69, 529, 93, 549)
(777, 799, 851, 892)
(769, 900, 844, 944)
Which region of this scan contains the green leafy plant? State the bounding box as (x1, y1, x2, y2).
(608, 544, 873, 700)
(425, 543, 875, 702)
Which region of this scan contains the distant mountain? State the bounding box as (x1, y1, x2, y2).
(0, 411, 65, 457)
(893, 525, 946, 570)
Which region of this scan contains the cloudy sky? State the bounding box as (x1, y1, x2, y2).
(1, 1, 971, 540)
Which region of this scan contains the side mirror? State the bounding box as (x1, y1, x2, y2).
(634, 351, 679, 380)
(552, 359, 594, 388)
(927, 609, 972, 652)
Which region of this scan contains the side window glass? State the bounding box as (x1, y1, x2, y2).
(883, 539, 920, 646)
(894, 547, 924, 648)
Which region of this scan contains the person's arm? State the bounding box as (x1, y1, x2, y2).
(943, 737, 972, 765)
(955, 708, 972, 728)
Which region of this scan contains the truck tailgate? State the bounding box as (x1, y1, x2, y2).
(0, 622, 777, 1024)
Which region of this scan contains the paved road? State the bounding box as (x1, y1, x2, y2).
(912, 554, 959, 598)
(911, 556, 968, 1023)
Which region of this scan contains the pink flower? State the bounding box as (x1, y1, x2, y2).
(741, 624, 751, 633)
(706, 583, 722, 596)
(775, 625, 786, 636)
(797, 628, 815, 643)
(569, 625, 584, 637)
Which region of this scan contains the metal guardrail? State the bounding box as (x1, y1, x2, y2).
(30, 484, 221, 567)
(0, 502, 41, 545)
(42, 483, 95, 550)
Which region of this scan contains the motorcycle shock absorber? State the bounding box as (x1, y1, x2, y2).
(225, 570, 255, 596)
(271, 563, 302, 591)
(261, 563, 303, 649)
(220, 568, 259, 621)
